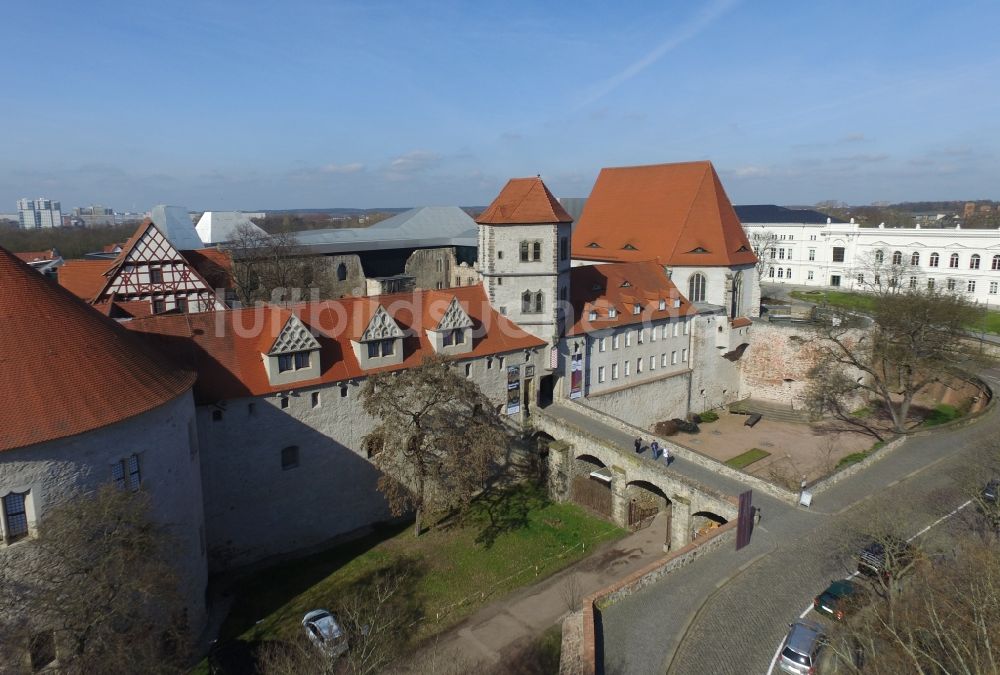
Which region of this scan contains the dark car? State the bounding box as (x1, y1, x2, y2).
(857, 537, 915, 579)
(813, 579, 869, 621)
(982, 478, 999, 503)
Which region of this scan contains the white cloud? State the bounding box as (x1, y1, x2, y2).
(321, 162, 365, 174)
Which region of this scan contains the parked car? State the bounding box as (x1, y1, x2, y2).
(813, 579, 869, 621)
(302, 609, 349, 658)
(778, 619, 826, 674)
(982, 478, 999, 503)
(857, 537, 915, 579)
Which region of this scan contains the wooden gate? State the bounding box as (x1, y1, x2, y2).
(628, 501, 659, 530)
(571, 474, 612, 517)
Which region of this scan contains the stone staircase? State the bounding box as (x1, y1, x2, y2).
(728, 398, 813, 424)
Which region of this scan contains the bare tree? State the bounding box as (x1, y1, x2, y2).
(805, 288, 982, 436)
(0, 485, 190, 674)
(224, 223, 328, 305)
(850, 248, 916, 297)
(748, 230, 780, 281)
(361, 355, 511, 536)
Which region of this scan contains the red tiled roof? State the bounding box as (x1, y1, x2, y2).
(58, 259, 113, 302)
(0, 247, 196, 452)
(572, 161, 757, 267)
(14, 249, 58, 263)
(124, 284, 545, 404)
(731, 317, 752, 328)
(476, 177, 574, 225)
(182, 247, 235, 290)
(566, 261, 697, 336)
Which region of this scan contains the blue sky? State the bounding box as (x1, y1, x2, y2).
(2, 0, 998, 211)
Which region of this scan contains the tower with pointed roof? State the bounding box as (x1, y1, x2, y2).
(476, 176, 574, 344)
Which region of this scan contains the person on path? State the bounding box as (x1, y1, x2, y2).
(650, 440, 660, 460)
(663, 446, 672, 465)
(634, 436, 642, 453)
(753, 506, 762, 526)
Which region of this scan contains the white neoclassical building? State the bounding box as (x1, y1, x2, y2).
(739, 205, 1000, 306)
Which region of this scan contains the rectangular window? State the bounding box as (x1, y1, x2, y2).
(637, 329, 644, 344)
(672, 322, 679, 337)
(588, 310, 597, 321)
(928, 278, 935, 289)
(367, 342, 379, 359)
(624, 360, 630, 376)
(651, 325, 657, 342)
(150, 267, 163, 283)
(769, 249, 776, 259)
(633, 304, 641, 315)
(683, 321, 689, 336)
(443, 330, 454, 347)
(832, 247, 845, 263)
(465, 363, 472, 377)
(650, 356, 656, 371)
(113, 456, 141, 491)
(311, 391, 320, 408)
(682, 348, 688, 362)
(658, 299, 666, 310)
(625, 331, 632, 347)
(340, 385, 348, 398)
(380, 339, 394, 356)
(294, 351, 310, 369)
(532, 241, 541, 261)
(487, 356, 493, 369)
(281, 445, 299, 470)
(3, 492, 28, 541)
(807, 271, 814, 280)
(520, 241, 529, 262)
(661, 353, 668, 367)
(671, 351, 678, 365)
(278, 354, 293, 372)
(612, 334, 620, 350)
(991, 282, 998, 295)
(611, 363, 619, 379)
(176, 296, 188, 313)
(778, 248, 785, 260)
(608, 308, 617, 318)
(808, 249, 815, 261)
(636, 358, 643, 374)
(597, 366, 605, 383)
(280, 396, 289, 409)
(560, 236, 568, 261)
(968, 280, 976, 292)
(152, 298, 165, 314)
(598, 337, 606, 352)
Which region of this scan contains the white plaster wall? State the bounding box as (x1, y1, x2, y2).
(688, 314, 744, 413)
(576, 318, 692, 397)
(579, 370, 692, 430)
(198, 347, 546, 571)
(0, 393, 207, 632)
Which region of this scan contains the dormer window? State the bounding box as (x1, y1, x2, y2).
(367, 339, 395, 358)
(620, 280, 631, 288)
(633, 304, 641, 315)
(278, 351, 311, 373)
(587, 242, 601, 248)
(442, 328, 466, 346)
(689, 247, 708, 253)
(658, 299, 666, 310)
(736, 245, 750, 252)
(623, 244, 638, 250)
(608, 307, 618, 318)
(588, 310, 598, 321)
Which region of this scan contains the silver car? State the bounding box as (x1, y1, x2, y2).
(778, 619, 825, 674)
(302, 609, 349, 658)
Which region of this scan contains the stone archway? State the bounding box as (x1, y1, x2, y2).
(626, 480, 672, 549)
(571, 454, 613, 518)
(691, 510, 728, 540)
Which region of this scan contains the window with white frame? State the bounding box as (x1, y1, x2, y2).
(598, 366, 606, 383)
(928, 278, 935, 289)
(968, 280, 976, 293)
(671, 351, 678, 365)
(608, 307, 617, 318)
(807, 271, 814, 280)
(950, 253, 959, 268)
(682, 348, 688, 362)
(625, 331, 632, 347)
(971, 254, 981, 270)
(633, 304, 641, 315)
(990, 281, 998, 295)
(909, 276, 917, 288)
(778, 248, 785, 260)
(651, 326, 657, 342)
(611, 363, 619, 379)
(661, 353, 668, 367)
(624, 360, 630, 376)
(911, 252, 920, 266)
(588, 310, 597, 321)
(808, 249, 815, 261)
(112, 454, 141, 491)
(598, 337, 606, 352)
(994, 255, 1000, 271)
(777, 268, 784, 278)
(684, 321, 689, 335)
(637, 329, 644, 344)
(947, 278, 957, 291)
(2, 492, 29, 543)
(650, 355, 656, 370)
(930, 252, 940, 267)
(612, 334, 620, 349)
(658, 299, 666, 310)
(636, 358, 643, 374)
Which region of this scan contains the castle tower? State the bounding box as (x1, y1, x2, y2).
(476, 177, 574, 344)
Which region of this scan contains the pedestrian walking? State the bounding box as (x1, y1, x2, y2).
(753, 507, 762, 526)
(634, 436, 642, 453)
(650, 440, 660, 460)
(663, 446, 671, 465)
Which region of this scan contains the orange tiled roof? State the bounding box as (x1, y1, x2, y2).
(181, 247, 235, 290)
(14, 249, 58, 263)
(566, 260, 697, 336)
(572, 161, 757, 267)
(124, 283, 545, 404)
(58, 259, 113, 301)
(0, 247, 195, 452)
(476, 177, 574, 225)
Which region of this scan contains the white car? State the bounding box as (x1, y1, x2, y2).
(302, 609, 349, 658)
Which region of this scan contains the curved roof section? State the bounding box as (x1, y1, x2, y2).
(477, 177, 573, 225)
(0, 247, 195, 452)
(734, 204, 845, 225)
(572, 161, 757, 267)
(290, 206, 479, 253)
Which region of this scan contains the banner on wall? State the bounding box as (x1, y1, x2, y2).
(569, 353, 583, 399)
(506, 365, 521, 415)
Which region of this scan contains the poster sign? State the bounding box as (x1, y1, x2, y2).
(569, 353, 583, 399)
(525, 364, 535, 378)
(506, 365, 521, 415)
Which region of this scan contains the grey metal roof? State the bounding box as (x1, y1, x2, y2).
(735, 204, 846, 225)
(291, 206, 478, 253)
(150, 205, 204, 251)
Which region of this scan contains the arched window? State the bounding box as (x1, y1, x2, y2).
(892, 251, 902, 265)
(971, 254, 981, 270)
(534, 291, 543, 313)
(911, 252, 920, 266)
(521, 291, 532, 313)
(930, 252, 940, 267)
(993, 255, 1000, 271)
(777, 268, 784, 278)
(730, 271, 744, 319)
(688, 273, 706, 302)
(874, 250, 884, 263)
(768, 267, 774, 278)
(532, 241, 542, 261)
(336, 263, 347, 281)
(950, 253, 959, 268)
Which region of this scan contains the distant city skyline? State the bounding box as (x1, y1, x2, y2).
(2, 0, 998, 211)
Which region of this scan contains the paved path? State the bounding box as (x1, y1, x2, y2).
(599, 370, 1000, 675)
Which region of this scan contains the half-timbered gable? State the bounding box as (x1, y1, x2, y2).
(94, 220, 226, 315)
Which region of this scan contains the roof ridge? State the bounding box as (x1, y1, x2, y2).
(665, 162, 710, 262)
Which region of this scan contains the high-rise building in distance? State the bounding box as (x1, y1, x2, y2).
(17, 198, 62, 228)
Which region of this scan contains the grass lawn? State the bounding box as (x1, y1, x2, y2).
(209, 482, 623, 668)
(790, 289, 1000, 334)
(724, 448, 771, 470)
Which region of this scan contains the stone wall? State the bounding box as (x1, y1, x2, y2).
(199, 346, 547, 571)
(688, 314, 744, 412)
(315, 254, 367, 298)
(579, 371, 691, 431)
(0, 392, 208, 633)
(403, 247, 457, 290)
